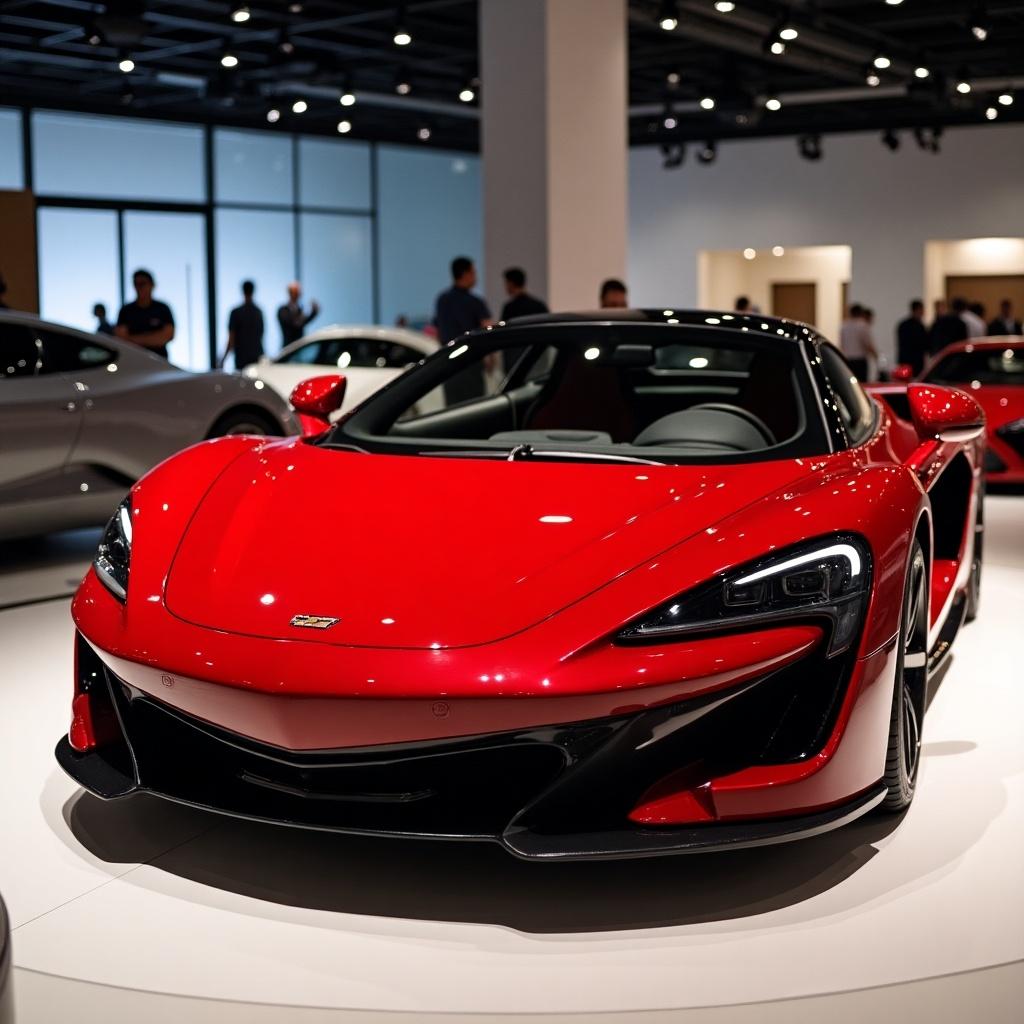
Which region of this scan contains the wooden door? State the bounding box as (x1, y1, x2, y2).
(772, 282, 817, 326)
(945, 275, 1024, 323)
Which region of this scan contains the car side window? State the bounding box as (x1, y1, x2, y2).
(40, 330, 117, 374)
(380, 342, 424, 368)
(820, 343, 875, 445)
(279, 342, 321, 365)
(0, 323, 45, 378)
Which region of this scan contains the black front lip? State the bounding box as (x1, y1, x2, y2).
(55, 637, 877, 860)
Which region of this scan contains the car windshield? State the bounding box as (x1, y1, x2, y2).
(929, 346, 1024, 387)
(325, 323, 825, 464)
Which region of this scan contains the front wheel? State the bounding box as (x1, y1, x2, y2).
(881, 541, 928, 812)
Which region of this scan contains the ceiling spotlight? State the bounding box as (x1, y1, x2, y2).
(882, 128, 900, 151)
(458, 84, 475, 103)
(696, 140, 717, 164)
(970, 17, 990, 42)
(221, 52, 239, 68)
(660, 142, 685, 169)
(394, 27, 412, 45)
(291, 98, 308, 113)
(394, 4, 412, 46)
(395, 71, 412, 95)
(798, 133, 823, 161)
(417, 125, 432, 141)
(769, 40, 786, 55)
(915, 66, 930, 79)
(288, 2, 303, 11)
(663, 115, 677, 130)
(779, 26, 799, 41)
(885, 1, 904, 6)
(340, 82, 356, 106)
(337, 119, 352, 133)
(659, 0, 679, 31)
(772, 245, 785, 257)
(266, 107, 281, 123)
(998, 92, 1014, 106)
(743, 248, 756, 260)
(118, 55, 135, 73)
(866, 71, 881, 87)
(277, 30, 295, 55)
(985, 106, 998, 120)
(666, 70, 681, 86)
(230, 5, 250, 22)
(873, 54, 891, 69)
(765, 96, 781, 111)
(699, 96, 716, 110)
(88, 32, 102, 46)
(714, 2, 736, 11)
(956, 80, 972, 94)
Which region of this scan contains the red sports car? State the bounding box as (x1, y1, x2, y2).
(58, 311, 985, 860)
(905, 337, 1024, 485)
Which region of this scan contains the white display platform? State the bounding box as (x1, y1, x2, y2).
(1, 498, 1022, 1022)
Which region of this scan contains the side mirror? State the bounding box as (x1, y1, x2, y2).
(890, 363, 914, 383)
(907, 384, 984, 443)
(290, 374, 347, 436)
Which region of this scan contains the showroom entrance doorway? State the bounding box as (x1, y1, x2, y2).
(925, 239, 1024, 328)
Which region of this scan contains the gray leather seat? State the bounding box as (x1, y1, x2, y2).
(634, 405, 773, 452)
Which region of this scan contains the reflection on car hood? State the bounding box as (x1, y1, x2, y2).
(165, 441, 809, 648)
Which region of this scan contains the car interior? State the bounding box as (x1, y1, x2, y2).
(339, 332, 823, 462)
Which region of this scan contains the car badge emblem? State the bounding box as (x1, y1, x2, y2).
(290, 614, 340, 630)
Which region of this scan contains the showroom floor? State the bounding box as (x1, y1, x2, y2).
(0, 501, 1021, 1023)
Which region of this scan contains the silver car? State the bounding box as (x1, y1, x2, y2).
(0, 311, 298, 539)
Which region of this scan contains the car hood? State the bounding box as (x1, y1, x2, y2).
(165, 441, 809, 648)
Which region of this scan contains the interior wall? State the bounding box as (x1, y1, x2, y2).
(924, 237, 1024, 312)
(629, 123, 1024, 359)
(700, 245, 851, 340)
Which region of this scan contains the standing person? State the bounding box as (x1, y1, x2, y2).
(221, 280, 265, 370)
(277, 281, 319, 351)
(599, 279, 628, 309)
(115, 269, 175, 359)
(500, 267, 548, 373)
(838, 304, 877, 382)
(929, 299, 969, 355)
(988, 299, 1022, 335)
(93, 302, 114, 336)
(896, 300, 928, 375)
(434, 256, 492, 405)
(734, 296, 751, 313)
(958, 297, 986, 339)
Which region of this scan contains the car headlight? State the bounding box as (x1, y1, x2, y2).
(618, 534, 871, 657)
(94, 496, 133, 602)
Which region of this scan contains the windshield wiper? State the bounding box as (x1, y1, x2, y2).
(421, 444, 664, 466)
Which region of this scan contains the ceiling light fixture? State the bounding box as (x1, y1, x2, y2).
(873, 54, 891, 69)
(118, 55, 135, 73)
(769, 39, 786, 55)
(291, 98, 308, 113)
(340, 80, 356, 105)
(659, 0, 679, 31)
(969, 12, 990, 42)
(743, 248, 756, 260)
(277, 30, 295, 55)
(220, 52, 239, 68)
(393, 4, 412, 45)
(985, 106, 998, 120)
(779, 25, 799, 41)
(699, 96, 716, 110)
(337, 119, 352, 133)
(458, 83, 475, 103)
(915, 66, 930, 79)
(266, 107, 281, 123)
(772, 245, 785, 257)
(666, 70, 681, 86)
(714, 2, 735, 11)
(395, 70, 412, 95)
(230, 5, 250, 23)
(866, 71, 881, 87)
(956, 79, 972, 94)
(417, 125, 432, 141)
(765, 96, 781, 111)
(998, 92, 1013, 106)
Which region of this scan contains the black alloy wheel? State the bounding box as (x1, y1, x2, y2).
(882, 541, 928, 812)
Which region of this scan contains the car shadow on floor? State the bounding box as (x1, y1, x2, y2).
(64, 787, 907, 934)
(0, 527, 100, 609)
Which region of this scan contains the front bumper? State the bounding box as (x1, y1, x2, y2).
(56, 636, 887, 860)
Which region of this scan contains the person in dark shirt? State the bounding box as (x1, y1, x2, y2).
(277, 281, 320, 350)
(896, 299, 928, 375)
(434, 256, 492, 405)
(988, 299, 1022, 336)
(221, 280, 265, 370)
(600, 278, 628, 309)
(500, 267, 548, 374)
(115, 268, 175, 359)
(929, 298, 970, 356)
(93, 302, 114, 336)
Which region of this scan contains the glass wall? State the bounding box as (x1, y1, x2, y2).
(215, 208, 296, 363)
(33, 112, 204, 201)
(377, 146, 482, 328)
(37, 208, 120, 333)
(123, 211, 209, 371)
(22, 110, 482, 369)
(0, 109, 23, 189)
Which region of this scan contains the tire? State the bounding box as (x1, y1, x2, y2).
(881, 540, 928, 812)
(207, 407, 281, 439)
(965, 486, 984, 623)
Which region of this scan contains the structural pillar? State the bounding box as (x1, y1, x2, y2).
(480, 0, 628, 313)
